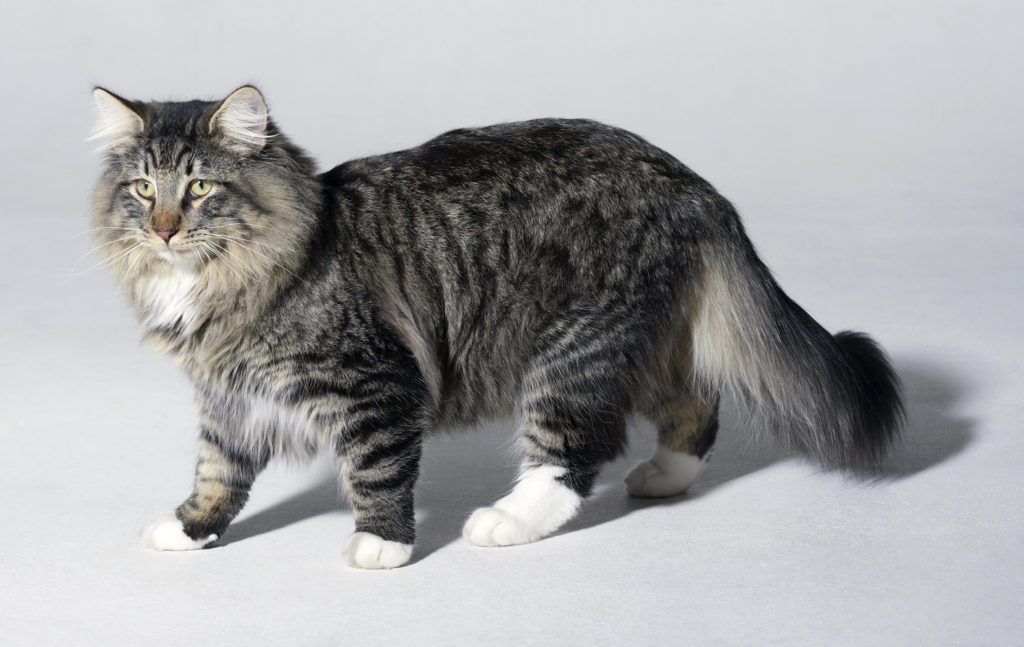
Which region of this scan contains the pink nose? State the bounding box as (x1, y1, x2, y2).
(154, 227, 179, 244)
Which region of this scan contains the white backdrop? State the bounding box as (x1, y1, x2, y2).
(5, 1, 1022, 223)
(1, 2, 1021, 645)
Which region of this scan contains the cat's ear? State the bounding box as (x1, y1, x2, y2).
(209, 86, 269, 154)
(89, 87, 145, 149)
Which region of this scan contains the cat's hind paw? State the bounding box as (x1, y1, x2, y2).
(463, 464, 583, 547)
(140, 514, 217, 551)
(625, 448, 707, 498)
(343, 532, 413, 569)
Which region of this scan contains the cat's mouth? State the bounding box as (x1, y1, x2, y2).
(150, 239, 201, 267)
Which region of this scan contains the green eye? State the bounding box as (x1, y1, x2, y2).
(189, 179, 213, 197)
(136, 179, 156, 198)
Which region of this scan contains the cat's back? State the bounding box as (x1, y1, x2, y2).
(320, 118, 702, 200)
(318, 118, 717, 301)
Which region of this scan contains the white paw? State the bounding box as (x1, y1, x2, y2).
(625, 448, 708, 498)
(343, 532, 413, 569)
(140, 514, 217, 551)
(463, 464, 583, 547)
(463, 507, 534, 546)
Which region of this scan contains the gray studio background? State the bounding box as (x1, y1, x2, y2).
(1, 2, 1021, 645)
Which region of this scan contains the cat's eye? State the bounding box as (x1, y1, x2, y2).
(135, 179, 156, 198)
(189, 179, 213, 198)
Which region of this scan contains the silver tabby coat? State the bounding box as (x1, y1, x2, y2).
(90, 86, 902, 568)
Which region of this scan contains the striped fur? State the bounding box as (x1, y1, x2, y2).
(90, 86, 903, 568)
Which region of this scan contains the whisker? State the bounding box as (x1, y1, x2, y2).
(208, 221, 276, 232)
(67, 236, 135, 273)
(75, 226, 138, 238)
(65, 241, 145, 278)
(203, 226, 279, 247)
(202, 240, 251, 281)
(195, 241, 217, 273)
(202, 233, 304, 283)
(123, 242, 149, 277)
(106, 242, 146, 272)
(203, 231, 275, 252)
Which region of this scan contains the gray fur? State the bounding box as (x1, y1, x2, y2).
(90, 86, 903, 560)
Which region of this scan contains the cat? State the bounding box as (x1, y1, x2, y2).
(89, 85, 903, 569)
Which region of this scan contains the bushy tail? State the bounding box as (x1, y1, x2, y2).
(690, 239, 903, 467)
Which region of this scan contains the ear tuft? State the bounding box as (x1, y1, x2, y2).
(209, 86, 269, 154)
(89, 87, 144, 148)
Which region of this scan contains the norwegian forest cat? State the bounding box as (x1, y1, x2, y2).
(90, 86, 902, 569)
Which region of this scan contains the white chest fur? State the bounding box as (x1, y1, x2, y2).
(136, 270, 200, 330)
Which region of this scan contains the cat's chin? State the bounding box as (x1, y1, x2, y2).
(152, 245, 201, 271)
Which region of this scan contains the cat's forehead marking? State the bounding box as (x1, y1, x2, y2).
(141, 139, 197, 176)
(134, 100, 215, 175)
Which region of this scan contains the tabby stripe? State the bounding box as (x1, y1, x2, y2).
(351, 434, 421, 472)
(199, 427, 261, 467)
(347, 468, 417, 495)
(196, 476, 254, 490)
(522, 431, 568, 458)
(342, 407, 412, 442)
(172, 145, 193, 172)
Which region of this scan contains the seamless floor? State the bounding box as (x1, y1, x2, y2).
(1, 206, 1020, 645)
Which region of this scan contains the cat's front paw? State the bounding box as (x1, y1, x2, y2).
(140, 514, 217, 551)
(343, 532, 413, 569)
(463, 507, 535, 546)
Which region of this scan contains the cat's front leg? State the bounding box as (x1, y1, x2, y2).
(141, 425, 268, 551)
(335, 383, 427, 569)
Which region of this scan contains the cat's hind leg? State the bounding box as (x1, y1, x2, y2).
(626, 389, 718, 497)
(464, 316, 632, 547)
(141, 427, 267, 550)
(626, 324, 718, 498)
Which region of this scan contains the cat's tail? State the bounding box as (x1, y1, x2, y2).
(688, 235, 903, 467)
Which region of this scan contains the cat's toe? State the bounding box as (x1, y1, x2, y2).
(342, 531, 413, 569)
(463, 507, 534, 546)
(624, 460, 662, 496)
(140, 514, 217, 551)
(625, 450, 706, 498)
(624, 461, 688, 498)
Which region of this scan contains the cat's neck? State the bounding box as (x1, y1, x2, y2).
(123, 242, 299, 371)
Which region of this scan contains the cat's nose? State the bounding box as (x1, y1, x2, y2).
(154, 227, 179, 244)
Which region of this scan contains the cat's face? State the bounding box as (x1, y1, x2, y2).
(90, 87, 298, 282)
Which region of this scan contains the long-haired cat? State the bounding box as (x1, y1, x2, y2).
(89, 86, 902, 568)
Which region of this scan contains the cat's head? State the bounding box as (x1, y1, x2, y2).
(89, 86, 319, 298)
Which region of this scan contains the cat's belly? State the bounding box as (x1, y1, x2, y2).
(434, 375, 518, 428)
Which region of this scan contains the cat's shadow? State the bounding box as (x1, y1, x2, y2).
(567, 355, 976, 535)
(219, 355, 974, 561)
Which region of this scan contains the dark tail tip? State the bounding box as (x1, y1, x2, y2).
(832, 331, 905, 467)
